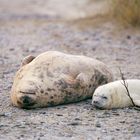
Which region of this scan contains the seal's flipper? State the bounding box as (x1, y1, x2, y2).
(76, 73, 89, 87)
(60, 73, 89, 89)
(21, 55, 35, 66)
(133, 100, 140, 107)
(60, 74, 77, 88)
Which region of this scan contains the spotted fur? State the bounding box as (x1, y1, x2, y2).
(11, 51, 113, 109)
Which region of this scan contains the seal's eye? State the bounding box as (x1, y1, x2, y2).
(19, 91, 36, 95)
(102, 96, 108, 99)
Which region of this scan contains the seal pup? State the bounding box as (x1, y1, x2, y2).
(92, 79, 140, 109)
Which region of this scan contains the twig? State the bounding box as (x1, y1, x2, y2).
(118, 68, 140, 110)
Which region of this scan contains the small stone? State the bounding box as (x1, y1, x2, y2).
(116, 128, 120, 131)
(28, 47, 36, 52)
(103, 112, 110, 117)
(128, 128, 134, 132)
(92, 47, 96, 51)
(120, 121, 125, 123)
(4, 112, 12, 117)
(112, 113, 120, 116)
(127, 35, 131, 39)
(0, 112, 11, 117)
(0, 124, 4, 128)
(95, 122, 101, 128)
(39, 112, 46, 114)
(9, 48, 14, 51)
(56, 114, 63, 116)
(20, 135, 24, 138)
(0, 113, 5, 117)
(39, 133, 44, 137)
(102, 129, 107, 133)
(74, 118, 81, 121)
(68, 122, 80, 126)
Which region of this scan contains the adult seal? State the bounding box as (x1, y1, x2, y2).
(92, 79, 140, 109)
(11, 51, 113, 109)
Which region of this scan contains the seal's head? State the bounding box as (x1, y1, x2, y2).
(92, 84, 115, 109)
(11, 55, 52, 109)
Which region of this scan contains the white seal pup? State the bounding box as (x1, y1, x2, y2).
(92, 79, 140, 109)
(11, 51, 113, 109)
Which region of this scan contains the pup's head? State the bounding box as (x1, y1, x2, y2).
(92, 84, 115, 109)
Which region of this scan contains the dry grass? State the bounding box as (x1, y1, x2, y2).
(110, 0, 140, 27)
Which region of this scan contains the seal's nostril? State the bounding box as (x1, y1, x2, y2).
(20, 96, 32, 104)
(18, 96, 35, 108)
(94, 100, 98, 104)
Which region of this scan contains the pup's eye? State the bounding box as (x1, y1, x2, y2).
(102, 96, 107, 99)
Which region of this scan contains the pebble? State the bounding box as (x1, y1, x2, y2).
(95, 122, 101, 128)
(28, 47, 36, 53)
(127, 35, 131, 39)
(0, 112, 11, 117)
(102, 129, 107, 133)
(9, 48, 15, 51)
(68, 122, 80, 126)
(39, 112, 47, 114)
(56, 114, 63, 116)
(74, 118, 81, 121)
